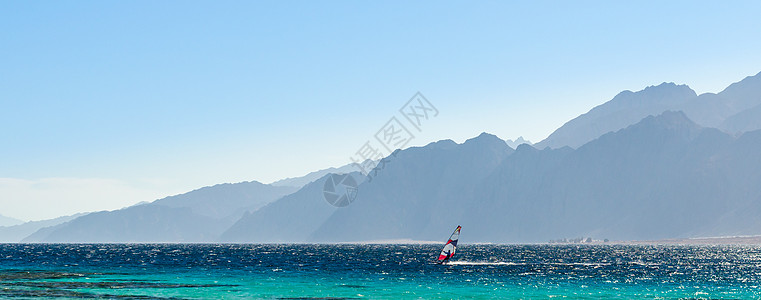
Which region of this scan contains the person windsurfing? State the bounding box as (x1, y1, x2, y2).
(440, 250, 452, 264)
(437, 225, 460, 264)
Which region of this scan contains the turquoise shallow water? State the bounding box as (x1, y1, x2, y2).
(1, 244, 760, 299)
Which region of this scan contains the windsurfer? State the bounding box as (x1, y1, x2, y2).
(437, 226, 460, 264)
(440, 250, 451, 264)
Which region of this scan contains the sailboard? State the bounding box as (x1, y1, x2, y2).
(437, 225, 461, 264)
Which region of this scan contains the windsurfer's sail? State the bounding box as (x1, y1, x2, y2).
(438, 225, 461, 263)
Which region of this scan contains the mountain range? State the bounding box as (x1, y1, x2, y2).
(536, 71, 761, 149)
(217, 112, 761, 243)
(24, 181, 297, 242)
(0, 214, 23, 227)
(9, 70, 761, 243)
(270, 162, 366, 188)
(0, 213, 85, 243)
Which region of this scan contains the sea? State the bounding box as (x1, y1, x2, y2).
(1, 244, 760, 299)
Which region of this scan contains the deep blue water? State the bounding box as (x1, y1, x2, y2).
(1, 244, 760, 299)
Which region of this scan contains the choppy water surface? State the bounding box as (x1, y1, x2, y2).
(1, 244, 760, 299)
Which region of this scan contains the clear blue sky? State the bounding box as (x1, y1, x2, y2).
(2, 1, 761, 220)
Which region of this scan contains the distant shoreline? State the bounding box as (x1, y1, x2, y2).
(612, 235, 761, 245)
(5, 236, 761, 245)
(338, 239, 442, 245)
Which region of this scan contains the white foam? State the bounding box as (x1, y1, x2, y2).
(445, 261, 611, 267)
(446, 261, 523, 266)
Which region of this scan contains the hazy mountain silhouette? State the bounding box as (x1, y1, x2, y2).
(0, 214, 23, 227)
(536, 82, 697, 149)
(24, 181, 297, 242)
(218, 112, 761, 243)
(0, 213, 85, 242)
(309, 133, 514, 242)
(20, 72, 761, 243)
(219, 133, 515, 243)
(270, 162, 365, 188)
(537, 71, 761, 149)
(474, 111, 716, 242)
(220, 173, 364, 243)
(505, 136, 532, 149)
(150, 181, 297, 221)
(682, 71, 761, 128)
(719, 103, 761, 135)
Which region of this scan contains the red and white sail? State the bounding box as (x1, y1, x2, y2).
(438, 225, 461, 262)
